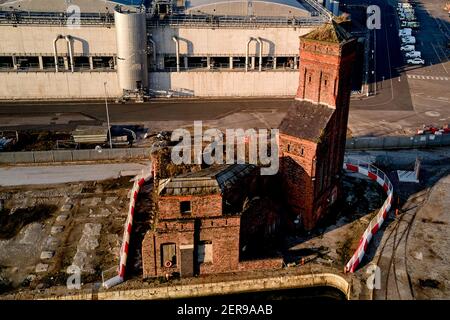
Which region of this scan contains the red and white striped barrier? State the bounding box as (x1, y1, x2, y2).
(343, 158, 394, 273)
(103, 169, 152, 289)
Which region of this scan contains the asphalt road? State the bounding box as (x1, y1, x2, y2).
(0, 162, 150, 186)
(0, 0, 448, 137)
(347, 0, 450, 136)
(349, 0, 414, 111)
(0, 98, 293, 130)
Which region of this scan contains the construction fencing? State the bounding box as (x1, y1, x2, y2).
(343, 157, 394, 273)
(346, 134, 450, 150)
(103, 169, 153, 289)
(0, 148, 152, 164)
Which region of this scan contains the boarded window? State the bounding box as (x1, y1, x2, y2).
(180, 201, 191, 215)
(161, 243, 177, 267)
(197, 241, 213, 263)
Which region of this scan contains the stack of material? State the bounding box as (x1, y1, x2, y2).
(72, 126, 108, 144)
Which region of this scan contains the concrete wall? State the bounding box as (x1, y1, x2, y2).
(0, 71, 120, 99)
(0, 24, 312, 57)
(0, 70, 298, 99)
(31, 270, 352, 300)
(0, 25, 117, 55)
(0, 148, 151, 164)
(346, 134, 450, 150)
(150, 71, 299, 97)
(151, 26, 314, 56)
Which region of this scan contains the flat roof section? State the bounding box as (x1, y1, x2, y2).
(185, 0, 312, 17)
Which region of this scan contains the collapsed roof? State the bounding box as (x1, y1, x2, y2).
(158, 164, 257, 196)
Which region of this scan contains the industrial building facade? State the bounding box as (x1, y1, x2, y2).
(0, 0, 336, 99)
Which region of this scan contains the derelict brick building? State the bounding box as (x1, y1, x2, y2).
(142, 164, 282, 278)
(279, 21, 356, 231)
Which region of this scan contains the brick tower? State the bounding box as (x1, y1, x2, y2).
(279, 21, 357, 230)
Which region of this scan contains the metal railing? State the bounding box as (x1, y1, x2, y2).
(147, 14, 327, 28)
(0, 10, 329, 28)
(0, 11, 114, 26)
(0, 62, 116, 72)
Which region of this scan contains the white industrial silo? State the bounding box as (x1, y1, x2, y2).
(114, 9, 149, 93)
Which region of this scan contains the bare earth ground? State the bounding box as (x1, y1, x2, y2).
(1, 156, 449, 299)
(407, 175, 450, 299)
(0, 178, 133, 294)
(0, 171, 386, 299)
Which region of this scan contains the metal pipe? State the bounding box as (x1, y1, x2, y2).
(65, 35, 74, 73)
(172, 36, 180, 73)
(104, 82, 113, 149)
(245, 37, 254, 72)
(53, 34, 63, 72)
(148, 37, 157, 69)
(103, 275, 123, 289)
(256, 37, 263, 72)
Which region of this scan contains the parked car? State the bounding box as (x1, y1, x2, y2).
(405, 51, 421, 58)
(401, 44, 415, 51)
(398, 3, 413, 8)
(417, 125, 450, 135)
(401, 21, 420, 29)
(400, 8, 415, 14)
(401, 36, 416, 44)
(417, 125, 439, 135)
(407, 57, 425, 65)
(399, 28, 412, 36)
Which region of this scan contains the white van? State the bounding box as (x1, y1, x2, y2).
(405, 51, 421, 58)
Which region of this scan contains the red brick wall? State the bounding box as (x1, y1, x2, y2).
(157, 194, 222, 220)
(142, 220, 195, 278)
(279, 133, 317, 229)
(238, 258, 283, 272)
(281, 35, 356, 231)
(142, 217, 241, 278)
(198, 216, 241, 275)
(297, 38, 356, 110)
(297, 40, 342, 107)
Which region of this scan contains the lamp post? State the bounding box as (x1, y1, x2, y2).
(104, 81, 113, 149)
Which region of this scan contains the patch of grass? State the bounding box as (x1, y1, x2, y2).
(0, 204, 57, 239)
